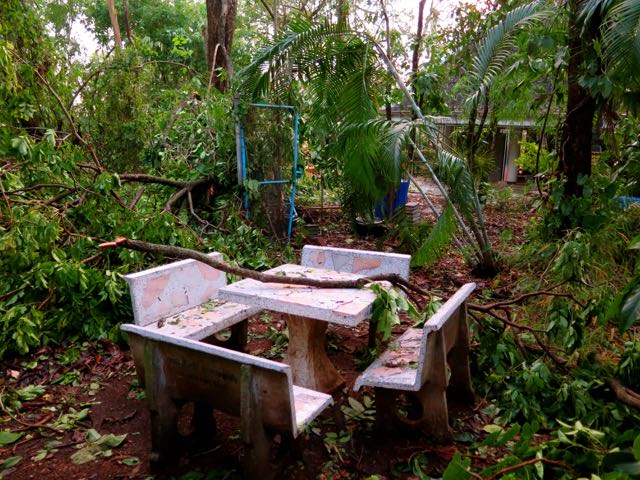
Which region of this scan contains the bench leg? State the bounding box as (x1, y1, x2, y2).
(285, 315, 344, 393)
(447, 307, 475, 404)
(228, 319, 249, 352)
(129, 338, 146, 388)
(417, 330, 452, 441)
(143, 342, 180, 465)
(373, 388, 401, 433)
(240, 365, 274, 479)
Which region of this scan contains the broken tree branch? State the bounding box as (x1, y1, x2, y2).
(97, 237, 427, 298)
(468, 282, 586, 312)
(608, 379, 640, 410)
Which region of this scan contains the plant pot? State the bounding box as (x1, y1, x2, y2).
(354, 217, 386, 237)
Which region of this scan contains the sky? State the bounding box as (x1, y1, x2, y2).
(70, 0, 477, 62)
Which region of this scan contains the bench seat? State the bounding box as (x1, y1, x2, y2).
(354, 283, 476, 440)
(124, 253, 260, 346)
(121, 323, 333, 477)
(145, 299, 258, 340)
(292, 385, 334, 430)
(354, 328, 423, 391)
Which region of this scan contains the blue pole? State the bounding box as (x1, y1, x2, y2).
(240, 122, 249, 218)
(287, 110, 299, 243)
(249, 103, 296, 110)
(240, 103, 300, 241)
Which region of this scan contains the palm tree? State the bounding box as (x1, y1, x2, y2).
(236, 9, 547, 275)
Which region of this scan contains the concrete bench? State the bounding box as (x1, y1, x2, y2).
(121, 324, 333, 477)
(354, 282, 476, 441)
(123, 253, 260, 357)
(302, 245, 412, 349)
(301, 245, 411, 281)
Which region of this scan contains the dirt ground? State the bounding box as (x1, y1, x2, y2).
(0, 184, 533, 479)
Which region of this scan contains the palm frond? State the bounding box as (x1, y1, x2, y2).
(237, 19, 362, 101)
(411, 204, 457, 268)
(578, 0, 615, 33)
(336, 118, 414, 216)
(465, 1, 547, 107)
(436, 150, 478, 218)
(602, 0, 640, 87)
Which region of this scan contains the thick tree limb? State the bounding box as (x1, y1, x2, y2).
(98, 237, 426, 297)
(43, 186, 80, 206)
(258, 0, 274, 20)
(608, 379, 640, 409)
(129, 187, 145, 210)
(119, 173, 199, 189)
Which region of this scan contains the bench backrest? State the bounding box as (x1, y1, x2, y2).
(416, 282, 476, 386)
(121, 323, 298, 437)
(123, 253, 227, 327)
(301, 245, 411, 281)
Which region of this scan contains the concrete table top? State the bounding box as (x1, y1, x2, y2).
(217, 264, 377, 326)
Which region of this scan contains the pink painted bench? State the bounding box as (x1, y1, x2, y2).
(123, 253, 260, 352)
(354, 283, 476, 440)
(121, 324, 333, 476)
(301, 245, 411, 280)
(301, 245, 412, 349)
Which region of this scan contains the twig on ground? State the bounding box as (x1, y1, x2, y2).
(485, 457, 574, 479)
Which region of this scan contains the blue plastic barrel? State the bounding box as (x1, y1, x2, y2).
(615, 196, 640, 209)
(375, 180, 410, 218)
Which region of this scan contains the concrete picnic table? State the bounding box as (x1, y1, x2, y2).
(217, 263, 378, 393)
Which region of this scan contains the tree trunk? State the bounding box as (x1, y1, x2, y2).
(411, 0, 427, 82)
(337, 0, 348, 25)
(556, 0, 596, 197)
(107, 0, 122, 50)
(122, 0, 133, 44)
(205, 0, 237, 92)
(408, 0, 427, 164)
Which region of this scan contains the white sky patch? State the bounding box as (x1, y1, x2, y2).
(70, 17, 100, 62)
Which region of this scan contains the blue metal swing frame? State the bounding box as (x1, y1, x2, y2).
(239, 103, 299, 243)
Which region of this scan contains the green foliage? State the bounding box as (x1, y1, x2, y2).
(0, 20, 285, 359)
(341, 396, 375, 425)
(70, 429, 127, 465)
(517, 140, 556, 174)
(84, 0, 207, 70)
(80, 49, 160, 172)
(411, 204, 456, 268)
(0, 430, 23, 447)
(540, 174, 620, 236)
(462, 0, 548, 107)
(617, 341, 640, 392)
(369, 284, 418, 347)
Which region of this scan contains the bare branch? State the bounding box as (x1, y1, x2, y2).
(31, 67, 103, 170)
(486, 457, 574, 480)
(98, 237, 424, 297)
(608, 379, 640, 409)
(258, 0, 275, 20)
